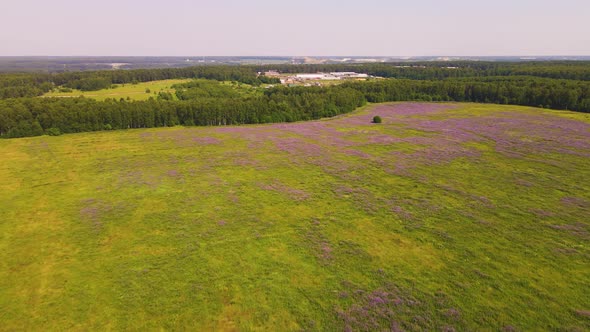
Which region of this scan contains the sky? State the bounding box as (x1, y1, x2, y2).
(1, 0, 589, 56)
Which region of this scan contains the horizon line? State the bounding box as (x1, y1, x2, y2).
(1, 55, 590, 58)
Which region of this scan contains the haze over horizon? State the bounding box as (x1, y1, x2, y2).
(1, 0, 589, 56)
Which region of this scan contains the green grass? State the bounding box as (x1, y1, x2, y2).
(0, 103, 588, 330)
(43, 79, 191, 101)
(43, 79, 265, 101)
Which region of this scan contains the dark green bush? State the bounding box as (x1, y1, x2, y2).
(373, 116, 382, 123)
(46, 127, 62, 136)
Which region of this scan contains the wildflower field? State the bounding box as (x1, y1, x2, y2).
(1, 103, 589, 330)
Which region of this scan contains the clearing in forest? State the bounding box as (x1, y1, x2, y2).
(42, 79, 191, 101)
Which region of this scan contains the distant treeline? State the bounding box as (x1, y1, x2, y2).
(2, 61, 590, 99)
(258, 62, 590, 81)
(1, 75, 589, 138)
(347, 76, 589, 110)
(0, 66, 281, 98)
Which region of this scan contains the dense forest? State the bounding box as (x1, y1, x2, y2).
(1, 62, 589, 138)
(0, 84, 366, 137)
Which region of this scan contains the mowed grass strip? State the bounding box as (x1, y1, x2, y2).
(0, 103, 589, 330)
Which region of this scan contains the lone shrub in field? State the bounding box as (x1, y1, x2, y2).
(372, 116, 382, 123)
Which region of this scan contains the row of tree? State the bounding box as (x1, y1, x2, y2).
(345, 76, 589, 111)
(0, 85, 366, 138)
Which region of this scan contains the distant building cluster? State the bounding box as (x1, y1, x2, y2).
(261, 71, 372, 86)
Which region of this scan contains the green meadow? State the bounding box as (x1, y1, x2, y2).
(42, 79, 264, 102)
(0, 103, 589, 330)
(43, 79, 191, 101)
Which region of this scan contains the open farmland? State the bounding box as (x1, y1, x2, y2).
(42, 79, 191, 101)
(0, 103, 589, 330)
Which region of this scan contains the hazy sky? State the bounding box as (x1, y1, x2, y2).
(1, 0, 589, 56)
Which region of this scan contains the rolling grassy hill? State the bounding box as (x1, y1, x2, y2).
(0, 103, 589, 330)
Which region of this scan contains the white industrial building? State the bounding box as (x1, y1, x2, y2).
(275, 72, 376, 85)
(330, 72, 369, 78)
(295, 73, 335, 80)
